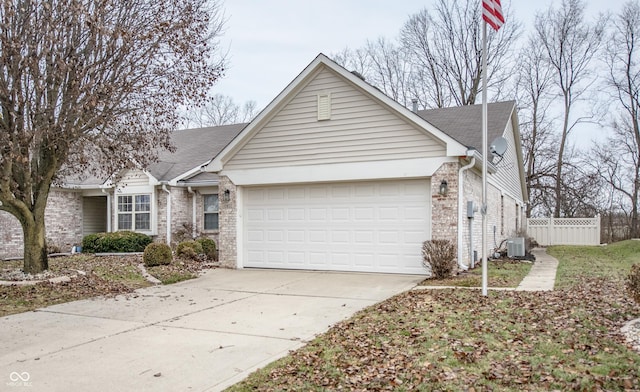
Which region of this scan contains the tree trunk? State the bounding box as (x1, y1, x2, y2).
(632, 182, 639, 238)
(22, 217, 48, 275)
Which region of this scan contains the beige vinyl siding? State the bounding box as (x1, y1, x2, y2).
(82, 196, 107, 235)
(118, 169, 150, 187)
(491, 120, 524, 200)
(225, 67, 446, 170)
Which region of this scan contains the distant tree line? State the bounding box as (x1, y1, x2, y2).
(332, 0, 640, 239)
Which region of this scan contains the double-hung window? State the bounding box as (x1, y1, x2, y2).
(203, 194, 219, 230)
(118, 195, 151, 231)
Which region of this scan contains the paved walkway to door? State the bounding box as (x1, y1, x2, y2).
(0, 269, 422, 392)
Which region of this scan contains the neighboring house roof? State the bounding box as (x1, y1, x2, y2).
(417, 101, 517, 151)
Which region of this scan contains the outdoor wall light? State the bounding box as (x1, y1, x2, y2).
(222, 189, 231, 202)
(439, 180, 448, 196)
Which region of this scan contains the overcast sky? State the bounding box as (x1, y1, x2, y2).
(212, 0, 614, 111)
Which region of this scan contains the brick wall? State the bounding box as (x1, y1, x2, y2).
(431, 162, 459, 243)
(155, 187, 220, 248)
(0, 211, 23, 258)
(217, 176, 237, 269)
(0, 189, 83, 259)
(156, 187, 192, 247)
(46, 190, 83, 251)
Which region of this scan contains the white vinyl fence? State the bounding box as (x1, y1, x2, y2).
(526, 216, 600, 246)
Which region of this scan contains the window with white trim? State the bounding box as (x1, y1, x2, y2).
(203, 194, 219, 230)
(117, 194, 151, 231)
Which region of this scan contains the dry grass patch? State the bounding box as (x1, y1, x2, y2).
(0, 254, 215, 317)
(421, 259, 532, 288)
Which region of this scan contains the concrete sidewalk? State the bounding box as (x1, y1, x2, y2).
(515, 248, 559, 291)
(0, 269, 422, 392)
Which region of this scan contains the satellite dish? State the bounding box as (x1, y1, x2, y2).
(490, 136, 508, 158)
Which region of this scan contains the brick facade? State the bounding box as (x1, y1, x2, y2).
(0, 189, 83, 259)
(217, 176, 237, 268)
(431, 162, 459, 243)
(156, 187, 219, 247)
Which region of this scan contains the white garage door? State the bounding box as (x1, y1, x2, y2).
(242, 179, 430, 274)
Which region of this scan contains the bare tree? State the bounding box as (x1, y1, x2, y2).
(515, 36, 559, 217)
(534, 0, 606, 217)
(186, 94, 258, 127)
(363, 38, 413, 106)
(332, 0, 520, 110)
(400, 0, 521, 108)
(601, 0, 640, 237)
(332, 39, 413, 107)
(0, 0, 225, 273)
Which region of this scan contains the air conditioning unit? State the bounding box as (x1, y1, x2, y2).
(507, 237, 525, 258)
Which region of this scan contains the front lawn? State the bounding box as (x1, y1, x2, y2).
(227, 241, 640, 391)
(421, 259, 532, 288)
(0, 254, 214, 317)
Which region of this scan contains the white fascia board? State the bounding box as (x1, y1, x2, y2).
(221, 157, 457, 186)
(169, 161, 212, 185)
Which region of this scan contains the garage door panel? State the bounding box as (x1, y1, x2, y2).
(330, 253, 350, 266)
(331, 231, 350, 243)
(288, 252, 305, 264)
(309, 208, 327, 220)
(287, 230, 305, 242)
(354, 207, 374, 220)
(243, 180, 430, 274)
(354, 230, 374, 244)
(331, 208, 350, 221)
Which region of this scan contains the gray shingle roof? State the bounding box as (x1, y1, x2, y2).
(149, 123, 247, 182)
(417, 101, 516, 151)
(62, 123, 247, 187)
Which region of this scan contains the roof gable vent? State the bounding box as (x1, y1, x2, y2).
(317, 93, 331, 121)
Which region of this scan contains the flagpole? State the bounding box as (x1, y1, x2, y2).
(481, 20, 489, 297)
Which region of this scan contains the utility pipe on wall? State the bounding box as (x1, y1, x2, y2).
(162, 184, 171, 244)
(457, 156, 476, 270)
(187, 186, 197, 239)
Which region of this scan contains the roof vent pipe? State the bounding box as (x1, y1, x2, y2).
(411, 99, 418, 113)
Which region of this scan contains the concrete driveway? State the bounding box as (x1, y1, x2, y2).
(1, 269, 421, 391)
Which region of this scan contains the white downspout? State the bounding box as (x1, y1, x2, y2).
(162, 184, 171, 244)
(458, 156, 476, 271)
(101, 188, 112, 232)
(187, 186, 197, 239)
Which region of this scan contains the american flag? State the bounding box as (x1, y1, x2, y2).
(482, 0, 504, 31)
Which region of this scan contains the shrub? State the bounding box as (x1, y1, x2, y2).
(82, 231, 152, 253)
(143, 242, 173, 267)
(173, 223, 199, 244)
(627, 263, 640, 305)
(196, 237, 217, 260)
(176, 240, 203, 260)
(422, 239, 456, 279)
